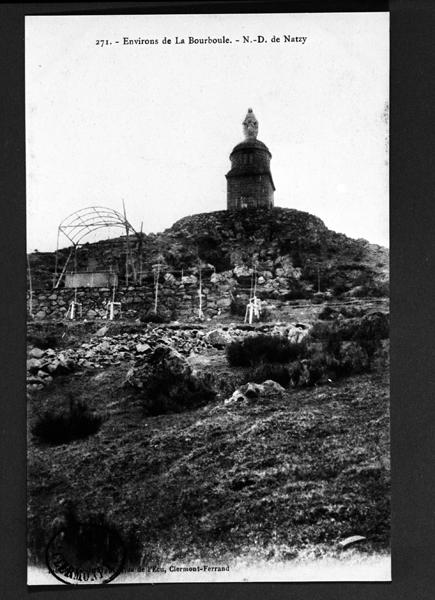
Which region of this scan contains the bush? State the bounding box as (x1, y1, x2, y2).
(310, 312, 389, 347)
(317, 306, 338, 320)
(352, 312, 389, 342)
(358, 281, 389, 298)
(142, 371, 216, 416)
(332, 282, 350, 297)
(289, 341, 372, 388)
(27, 333, 59, 349)
(308, 321, 335, 341)
(335, 343, 370, 376)
(32, 398, 102, 445)
(338, 305, 365, 319)
(226, 335, 306, 367)
(139, 309, 172, 324)
(230, 298, 247, 317)
(245, 363, 290, 387)
(305, 356, 327, 386)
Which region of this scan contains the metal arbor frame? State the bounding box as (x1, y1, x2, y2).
(53, 205, 137, 289)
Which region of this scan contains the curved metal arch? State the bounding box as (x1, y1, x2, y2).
(54, 205, 137, 289)
(58, 206, 136, 246)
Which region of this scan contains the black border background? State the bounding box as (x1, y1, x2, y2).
(2, 1, 435, 598)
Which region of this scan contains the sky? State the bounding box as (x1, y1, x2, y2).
(26, 12, 389, 251)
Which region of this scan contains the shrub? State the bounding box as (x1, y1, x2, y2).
(332, 282, 349, 297)
(226, 335, 306, 367)
(338, 305, 365, 319)
(27, 333, 59, 349)
(359, 281, 389, 298)
(350, 312, 389, 360)
(352, 312, 389, 342)
(289, 342, 372, 388)
(305, 356, 327, 386)
(139, 309, 172, 324)
(308, 321, 334, 341)
(310, 313, 389, 347)
(288, 356, 328, 388)
(335, 343, 370, 376)
(311, 293, 327, 304)
(142, 371, 216, 416)
(230, 298, 247, 317)
(317, 306, 338, 320)
(278, 288, 310, 301)
(245, 363, 290, 387)
(32, 398, 102, 445)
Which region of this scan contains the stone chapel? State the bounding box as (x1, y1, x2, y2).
(226, 108, 275, 210)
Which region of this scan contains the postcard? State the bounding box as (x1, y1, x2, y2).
(26, 11, 390, 584)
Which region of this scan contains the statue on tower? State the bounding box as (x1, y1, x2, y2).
(243, 108, 259, 140)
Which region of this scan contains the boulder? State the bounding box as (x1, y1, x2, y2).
(37, 370, 51, 379)
(48, 357, 77, 376)
(216, 297, 231, 308)
(261, 380, 287, 395)
(269, 323, 309, 344)
(287, 324, 309, 344)
(27, 358, 41, 373)
(225, 380, 285, 405)
(151, 345, 191, 377)
(233, 265, 252, 277)
(205, 329, 233, 347)
(95, 325, 109, 337)
(125, 344, 192, 389)
(224, 389, 248, 405)
(136, 343, 151, 353)
(181, 275, 198, 285)
(29, 347, 45, 359)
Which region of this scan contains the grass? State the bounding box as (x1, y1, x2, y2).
(27, 363, 390, 567)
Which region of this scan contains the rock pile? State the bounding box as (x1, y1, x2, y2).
(27, 348, 77, 391)
(26, 322, 312, 391)
(124, 344, 216, 415)
(224, 380, 286, 405)
(269, 323, 310, 343)
(27, 321, 318, 389)
(125, 344, 192, 390)
(26, 326, 226, 391)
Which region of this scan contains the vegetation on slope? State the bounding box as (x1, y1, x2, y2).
(28, 364, 390, 568)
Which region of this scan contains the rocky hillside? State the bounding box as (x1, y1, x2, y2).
(29, 208, 388, 300)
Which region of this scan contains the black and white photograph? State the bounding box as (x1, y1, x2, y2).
(25, 11, 390, 584)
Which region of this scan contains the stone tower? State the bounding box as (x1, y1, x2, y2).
(226, 108, 275, 210)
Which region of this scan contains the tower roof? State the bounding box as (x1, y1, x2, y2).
(230, 138, 271, 157)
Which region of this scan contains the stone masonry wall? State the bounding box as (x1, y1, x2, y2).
(27, 282, 388, 324)
(27, 281, 233, 321)
(27, 281, 343, 323)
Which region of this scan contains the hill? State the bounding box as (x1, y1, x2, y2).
(29, 208, 388, 301)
